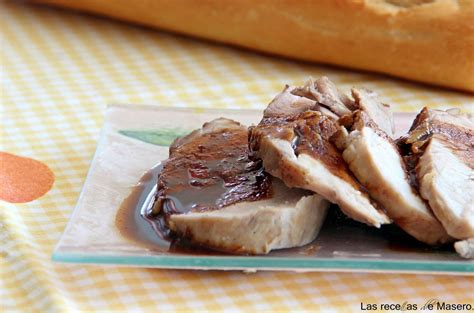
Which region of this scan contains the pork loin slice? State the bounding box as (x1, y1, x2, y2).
(291, 76, 356, 116)
(398, 107, 474, 154)
(250, 109, 390, 228)
(397, 107, 474, 240)
(351, 88, 395, 137)
(151, 118, 329, 254)
(335, 111, 451, 245)
(289, 77, 395, 137)
(170, 178, 329, 254)
(263, 81, 346, 120)
(417, 135, 474, 239)
(410, 107, 473, 132)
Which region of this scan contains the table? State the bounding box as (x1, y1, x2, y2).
(1, 2, 473, 312)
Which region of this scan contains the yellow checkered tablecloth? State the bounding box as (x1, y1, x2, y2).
(1, 1, 473, 312)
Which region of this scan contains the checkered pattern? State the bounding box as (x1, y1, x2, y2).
(1, 2, 473, 312)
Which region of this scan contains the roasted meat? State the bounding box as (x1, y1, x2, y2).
(416, 135, 474, 239)
(250, 79, 390, 227)
(399, 107, 473, 154)
(170, 178, 329, 254)
(398, 108, 474, 240)
(291, 76, 356, 116)
(145, 77, 471, 256)
(151, 118, 329, 254)
(334, 111, 451, 245)
(350, 88, 394, 137)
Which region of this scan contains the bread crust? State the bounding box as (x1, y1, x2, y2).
(36, 0, 474, 91)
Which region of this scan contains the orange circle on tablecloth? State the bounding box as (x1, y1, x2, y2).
(0, 152, 54, 203)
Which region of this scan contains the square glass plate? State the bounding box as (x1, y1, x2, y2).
(53, 105, 473, 275)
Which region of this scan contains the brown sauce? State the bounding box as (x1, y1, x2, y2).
(115, 164, 228, 255)
(151, 124, 272, 236)
(116, 173, 451, 257)
(116, 121, 273, 254)
(115, 164, 168, 251)
(400, 107, 474, 157)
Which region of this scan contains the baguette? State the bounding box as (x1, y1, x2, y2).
(35, 0, 474, 92)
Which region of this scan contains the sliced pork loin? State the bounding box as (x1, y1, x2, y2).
(399, 107, 473, 154)
(263, 79, 349, 120)
(170, 178, 329, 254)
(398, 108, 474, 241)
(333, 111, 451, 245)
(250, 79, 390, 228)
(351, 88, 395, 137)
(290, 77, 395, 136)
(416, 135, 474, 240)
(291, 76, 357, 116)
(150, 118, 329, 254)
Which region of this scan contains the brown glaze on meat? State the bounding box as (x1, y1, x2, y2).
(332, 110, 452, 244)
(397, 107, 474, 186)
(399, 107, 474, 157)
(264, 77, 358, 120)
(349, 110, 392, 141)
(250, 111, 360, 187)
(351, 88, 395, 137)
(250, 97, 390, 227)
(291, 77, 356, 115)
(150, 118, 272, 236)
(408, 131, 473, 193)
(395, 107, 473, 240)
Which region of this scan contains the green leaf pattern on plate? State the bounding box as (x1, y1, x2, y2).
(118, 128, 190, 146)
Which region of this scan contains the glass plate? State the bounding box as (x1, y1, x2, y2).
(53, 105, 473, 275)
